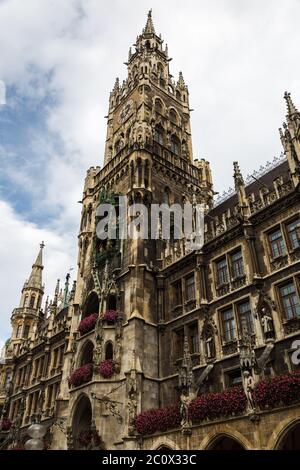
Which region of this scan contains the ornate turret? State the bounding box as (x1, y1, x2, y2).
(10, 243, 45, 354)
(280, 92, 300, 187)
(233, 162, 250, 219)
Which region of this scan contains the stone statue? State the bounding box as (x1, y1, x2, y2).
(242, 371, 255, 412)
(205, 335, 214, 359)
(261, 308, 274, 339)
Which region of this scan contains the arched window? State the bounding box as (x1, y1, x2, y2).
(144, 161, 150, 188)
(170, 109, 177, 125)
(107, 295, 117, 311)
(171, 135, 180, 155)
(163, 187, 170, 205)
(24, 295, 29, 308)
(105, 342, 114, 361)
(30, 296, 36, 309)
(154, 125, 164, 145)
(137, 159, 143, 187)
(83, 293, 99, 320)
(155, 99, 163, 114)
(80, 341, 94, 366)
(176, 90, 181, 100)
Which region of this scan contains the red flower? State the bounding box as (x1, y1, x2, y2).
(103, 310, 118, 323)
(99, 360, 115, 378)
(78, 313, 98, 336)
(78, 430, 101, 448)
(0, 419, 12, 432)
(135, 406, 181, 436)
(68, 363, 93, 387)
(189, 387, 246, 423)
(253, 371, 300, 409)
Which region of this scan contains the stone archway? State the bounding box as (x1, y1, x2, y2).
(275, 420, 300, 450)
(206, 433, 246, 450)
(71, 395, 103, 450)
(83, 292, 99, 319)
(79, 340, 94, 366)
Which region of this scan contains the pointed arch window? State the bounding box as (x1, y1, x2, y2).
(155, 99, 163, 114)
(30, 296, 36, 309)
(154, 125, 164, 145)
(105, 342, 114, 361)
(171, 135, 180, 155)
(170, 109, 177, 125)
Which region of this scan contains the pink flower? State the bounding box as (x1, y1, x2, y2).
(135, 406, 181, 436)
(78, 430, 101, 448)
(0, 419, 12, 432)
(103, 310, 118, 323)
(78, 313, 98, 336)
(253, 371, 300, 409)
(68, 363, 93, 387)
(98, 360, 115, 378)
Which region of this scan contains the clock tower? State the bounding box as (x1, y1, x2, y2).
(65, 11, 214, 450)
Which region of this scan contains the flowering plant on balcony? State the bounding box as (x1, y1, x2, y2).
(78, 429, 101, 449)
(189, 386, 246, 423)
(253, 371, 300, 409)
(103, 310, 118, 323)
(68, 363, 93, 388)
(78, 313, 98, 336)
(0, 418, 12, 432)
(98, 360, 115, 378)
(135, 405, 181, 436)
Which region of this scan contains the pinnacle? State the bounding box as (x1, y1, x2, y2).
(284, 91, 299, 116)
(143, 9, 155, 35)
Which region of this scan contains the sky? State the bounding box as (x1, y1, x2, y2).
(0, 0, 300, 347)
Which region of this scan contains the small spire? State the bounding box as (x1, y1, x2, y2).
(26, 243, 44, 291)
(233, 161, 245, 189)
(178, 71, 185, 87)
(33, 242, 45, 268)
(143, 9, 155, 35)
(113, 77, 120, 93)
(128, 47, 132, 61)
(63, 273, 70, 308)
(284, 91, 299, 117)
(53, 279, 60, 307)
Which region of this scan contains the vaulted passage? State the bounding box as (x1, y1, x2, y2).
(207, 435, 245, 450)
(277, 423, 300, 450)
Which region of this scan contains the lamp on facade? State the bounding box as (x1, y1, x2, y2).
(25, 423, 47, 450)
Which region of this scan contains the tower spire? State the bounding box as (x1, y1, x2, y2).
(26, 242, 44, 289)
(143, 9, 155, 35)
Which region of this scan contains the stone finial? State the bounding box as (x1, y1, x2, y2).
(113, 77, 120, 93)
(143, 9, 155, 35)
(284, 91, 299, 117)
(233, 161, 245, 189)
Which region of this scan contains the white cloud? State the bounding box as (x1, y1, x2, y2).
(0, 200, 75, 344)
(0, 0, 300, 341)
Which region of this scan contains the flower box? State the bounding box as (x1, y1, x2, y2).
(98, 360, 115, 378)
(103, 310, 118, 323)
(78, 429, 101, 449)
(135, 405, 181, 436)
(68, 363, 93, 388)
(253, 371, 300, 409)
(78, 313, 98, 336)
(0, 419, 12, 432)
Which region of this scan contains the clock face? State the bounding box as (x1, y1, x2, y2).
(119, 100, 133, 124)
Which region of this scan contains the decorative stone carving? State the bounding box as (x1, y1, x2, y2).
(201, 311, 217, 361)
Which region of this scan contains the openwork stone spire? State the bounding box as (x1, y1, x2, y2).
(143, 10, 155, 35)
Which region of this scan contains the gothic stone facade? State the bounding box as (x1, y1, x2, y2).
(1, 12, 300, 451)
